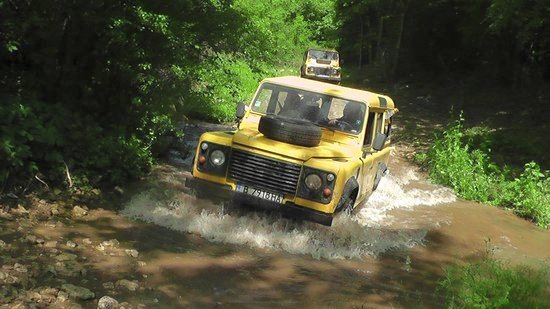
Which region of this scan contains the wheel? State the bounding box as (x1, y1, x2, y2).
(336, 192, 356, 216)
(258, 115, 322, 147)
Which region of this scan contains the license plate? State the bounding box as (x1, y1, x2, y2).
(236, 184, 283, 204)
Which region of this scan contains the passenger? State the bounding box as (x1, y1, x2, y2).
(328, 103, 363, 131)
(301, 95, 321, 122)
(278, 91, 302, 118)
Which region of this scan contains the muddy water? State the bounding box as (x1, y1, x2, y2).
(15, 141, 548, 308)
(93, 144, 546, 308)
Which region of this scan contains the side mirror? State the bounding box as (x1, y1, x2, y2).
(372, 133, 387, 151)
(236, 102, 246, 119)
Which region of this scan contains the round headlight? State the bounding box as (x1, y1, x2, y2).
(305, 174, 322, 190)
(326, 173, 335, 182)
(201, 142, 209, 151)
(210, 150, 225, 166)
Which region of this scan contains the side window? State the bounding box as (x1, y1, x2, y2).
(375, 113, 384, 134)
(364, 111, 385, 146)
(251, 88, 273, 114)
(364, 112, 376, 146)
(384, 110, 393, 136)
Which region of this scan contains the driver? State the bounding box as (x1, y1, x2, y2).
(328, 103, 363, 131)
(278, 91, 302, 118)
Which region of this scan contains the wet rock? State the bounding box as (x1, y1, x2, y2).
(66, 241, 77, 248)
(54, 260, 85, 277)
(55, 253, 77, 261)
(137, 261, 147, 267)
(0, 271, 8, 280)
(0, 208, 13, 220)
(102, 282, 115, 290)
(97, 295, 119, 309)
(45, 240, 58, 248)
(0, 239, 6, 249)
(82, 238, 93, 246)
(97, 239, 119, 251)
(35, 238, 45, 245)
(25, 235, 37, 244)
(61, 284, 95, 300)
(50, 205, 60, 216)
(57, 290, 69, 302)
(14, 263, 28, 273)
(11, 204, 29, 215)
(72, 206, 88, 217)
(116, 279, 139, 292)
(124, 249, 139, 258)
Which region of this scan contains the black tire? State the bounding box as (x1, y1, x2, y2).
(258, 115, 322, 147)
(336, 178, 359, 214)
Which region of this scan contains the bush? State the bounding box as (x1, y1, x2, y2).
(0, 96, 177, 189)
(427, 114, 501, 203)
(184, 53, 259, 122)
(439, 257, 549, 308)
(0, 97, 67, 185)
(497, 163, 550, 228)
(426, 113, 550, 228)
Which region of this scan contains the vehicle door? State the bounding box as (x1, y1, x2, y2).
(359, 109, 390, 199)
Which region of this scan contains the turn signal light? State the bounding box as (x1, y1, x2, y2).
(323, 188, 332, 197)
(198, 155, 207, 165)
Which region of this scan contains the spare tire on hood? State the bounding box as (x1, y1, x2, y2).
(258, 115, 322, 147)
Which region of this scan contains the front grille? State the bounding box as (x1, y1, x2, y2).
(314, 67, 332, 76)
(315, 59, 331, 65)
(228, 149, 302, 196)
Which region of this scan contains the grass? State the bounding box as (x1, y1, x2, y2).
(439, 255, 550, 308)
(422, 113, 550, 228)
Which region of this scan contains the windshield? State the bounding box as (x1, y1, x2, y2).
(308, 50, 338, 61)
(251, 83, 366, 134)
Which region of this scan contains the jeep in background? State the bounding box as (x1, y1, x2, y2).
(300, 48, 341, 84)
(187, 76, 397, 226)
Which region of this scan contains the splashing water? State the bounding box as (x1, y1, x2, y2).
(122, 167, 456, 260)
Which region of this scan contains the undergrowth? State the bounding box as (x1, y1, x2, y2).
(439, 254, 550, 308)
(424, 113, 549, 228)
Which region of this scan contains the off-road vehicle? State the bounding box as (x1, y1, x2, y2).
(188, 76, 397, 226)
(300, 48, 341, 83)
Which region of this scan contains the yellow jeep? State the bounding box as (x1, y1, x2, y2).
(188, 76, 397, 226)
(300, 48, 341, 83)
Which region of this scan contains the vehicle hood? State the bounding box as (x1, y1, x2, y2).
(232, 129, 355, 161)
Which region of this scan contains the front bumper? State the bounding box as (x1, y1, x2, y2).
(186, 177, 334, 226)
(303, 73, 341, 83)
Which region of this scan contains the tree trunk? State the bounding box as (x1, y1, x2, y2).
(359, 18, 364, 69)
(390, 0, 409, 81)
(375, 14, 384, 67)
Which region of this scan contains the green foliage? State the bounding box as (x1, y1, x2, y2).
(338, 0, 550, 83)
(439, 256, 550, 308)
(0, 97, 67, 183)
(186, 53, 259, 122)
(497, 163, 550, 228)
(0, 0, 339, 190)
(427, 114, 501, 203)
(427, 113, 550, 228)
